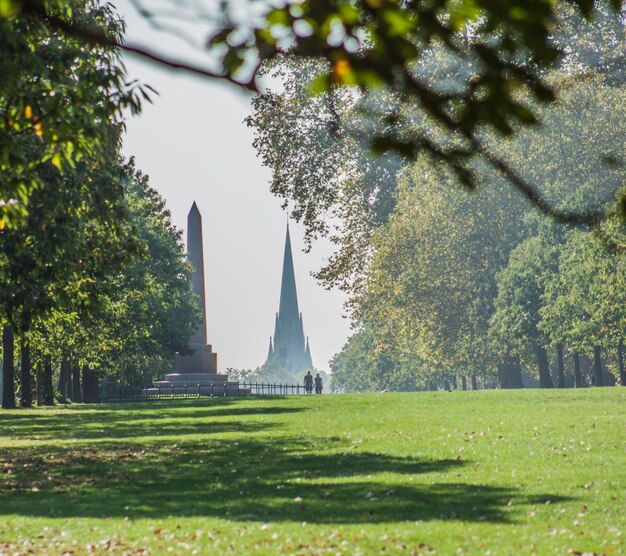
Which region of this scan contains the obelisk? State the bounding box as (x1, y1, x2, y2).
(188, 202, 207, 345)
(143, 202, 234, 395)
(173, 202, 219, 375)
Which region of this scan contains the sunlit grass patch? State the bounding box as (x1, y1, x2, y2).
(1, 389, 624, 554)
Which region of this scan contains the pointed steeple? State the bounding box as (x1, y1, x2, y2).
(305, 337, 312, 369)
(267, 336, 274, 362)
(266, 224, 314, 374)
(278, 224, 299, 321)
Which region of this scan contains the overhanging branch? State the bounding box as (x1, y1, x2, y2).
(17, 1, 622, 229)
(20, 0, 258, 91)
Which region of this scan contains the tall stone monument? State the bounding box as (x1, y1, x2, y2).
(175, 202, 218, 374)
(147, 202, 234, 395)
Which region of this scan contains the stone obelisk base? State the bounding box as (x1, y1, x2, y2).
(175, 342, 218, 375)
(144, 343, 241, 395)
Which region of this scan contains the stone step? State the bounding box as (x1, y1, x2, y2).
(144, 384, 247, 396)
(154, 381, 230, 388)
(151, 381, 241, 388)
(162, 373, 227, 382)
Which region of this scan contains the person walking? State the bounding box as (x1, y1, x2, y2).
(304, 370, 313, 394)
(314, 372, 323, 394)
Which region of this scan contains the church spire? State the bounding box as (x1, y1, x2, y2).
(266, 223, 313, 374)
(305, 336, 312, 369)
(278, 224, 299, 321)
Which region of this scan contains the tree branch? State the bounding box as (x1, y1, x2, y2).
(20, 1, 258, 92)
(17, 1, 621, 228)
(402, 70, 614, 227)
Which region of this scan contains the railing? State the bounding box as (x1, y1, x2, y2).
(99, 381, 305, 402)
(245, 382, 305, 395)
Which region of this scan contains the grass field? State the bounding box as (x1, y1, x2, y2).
(0, 389, 624, 555)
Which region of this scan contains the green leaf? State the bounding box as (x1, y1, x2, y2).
(448, 0, 481, 31)
(266, 9, 290, 26)
(51, 153, 63, 171)
(381, 9, 415, 36)
(0, 0, 18, 17)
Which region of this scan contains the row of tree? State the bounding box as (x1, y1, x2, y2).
(2, 0, 624, 399)
(0, 3, 200, 409)
(247, 2, 626, 391)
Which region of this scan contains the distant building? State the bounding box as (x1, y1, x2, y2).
(266, 225, 313, 374)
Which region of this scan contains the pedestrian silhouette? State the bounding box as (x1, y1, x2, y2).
(314, 372, 323, 394)
(304, 370, 313, 394)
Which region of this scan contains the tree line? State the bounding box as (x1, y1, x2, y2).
(247, 3, 626, 391)
(0, 3, 200, 409)
(1, 0, 624, 399)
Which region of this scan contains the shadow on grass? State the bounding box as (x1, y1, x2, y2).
(0, 432, 570, 524)
(0, 399, 302, 440)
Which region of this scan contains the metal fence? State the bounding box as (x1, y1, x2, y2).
(99, 381, 305, 402)
(245, 382, 306, 395)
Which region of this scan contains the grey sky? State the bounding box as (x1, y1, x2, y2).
(115, 2, 351, 371)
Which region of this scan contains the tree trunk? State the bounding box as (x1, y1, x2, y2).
(498, 355, 524, 389)
(533, 344, 554, 388)
(556, 344, 565, 388)
(618, 341, 626, 387)
(42, 358, 54, 406)
(82, 366, 100, 403)
(81, 366, 89, 403)
(461, 375, 467, 391)
(593, 346, 604, 387)
(2, 325, 16, 409)
(443, 379, 451, 391)
(573, 352, 583, 388)
(58, 356, 71, 402)
(71, 363, 82, 403)
(36, 364, 43, 406)
(20, 343, 32, 407)
(471, 375, 478, 390)
(93, 370, 100, 402)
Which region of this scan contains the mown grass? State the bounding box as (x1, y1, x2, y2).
(0, 389, 624, 555)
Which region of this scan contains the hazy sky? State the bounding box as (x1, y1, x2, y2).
(114, 2, 351, 372)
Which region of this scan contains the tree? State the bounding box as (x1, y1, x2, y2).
(491, 228, 563, 388)
(2, 325, 16, 408)
(358, 156, 526, 387)
(247, 10, 625, 307)
(330, 327, 423, 392)
(541, 225, 626, 386)
(491, 69, 625, 388)
(0, 1, 149, 228)
(1, 142, 199, 405)
(319, 65, 622, 392)
(247, 14, 624, 391)
(0, 0, 149, 406)
(7, 0, 622, 225)
(19, 340, 32, 406)
(39, 159, 201, 392)
(0, 131, 140, 406)
(0, 132, 136, 329)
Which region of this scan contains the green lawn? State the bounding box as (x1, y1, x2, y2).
(1, 389, 624, 555)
